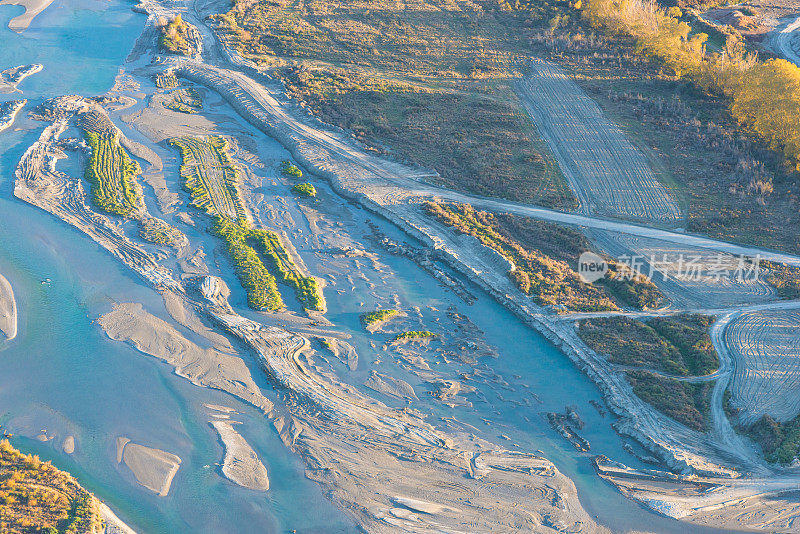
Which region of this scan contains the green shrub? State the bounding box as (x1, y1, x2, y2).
(281, 160, 303, 178)
(625, 369, 712, 431)
(361, 309, 398, 327)
(393, 331, 436, 341)
(291, 182, 316, 197)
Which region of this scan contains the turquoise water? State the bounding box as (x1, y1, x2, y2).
(0, 1, 729, 532)
(0, 3, 354, 532)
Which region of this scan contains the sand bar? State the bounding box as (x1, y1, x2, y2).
(117, 437, 181, 496)
(0, 272, 17, 341)
(210, 421, 269, 491)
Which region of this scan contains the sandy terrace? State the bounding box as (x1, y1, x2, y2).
(588, 229, 776, 309)
(725, 309, 800, 424)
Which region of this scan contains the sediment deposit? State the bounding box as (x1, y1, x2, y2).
(117, 437, 182, 496)
(0, 272, 16, 341)
(209, 420, 270, 491)
(0, 63, 42, 90)
(0, 0, 52, 31)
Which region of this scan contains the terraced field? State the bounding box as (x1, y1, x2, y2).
(725, 310, 800, 424)
(517, 60, 682, 224)
(169, 136, 246, 220)
(82, 130, 144, 218)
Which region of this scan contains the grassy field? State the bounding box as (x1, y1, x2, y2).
(426, 202, 663, 311)
(212, 0, 576, 209)
(0, 440, 101, 533)
(212, 0, 800, 254)
(578, 315, 718, 376)
(172, 136, 324, 311)
(578, 313, 718, 430)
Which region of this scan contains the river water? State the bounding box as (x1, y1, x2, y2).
(0, 1, 724, 532)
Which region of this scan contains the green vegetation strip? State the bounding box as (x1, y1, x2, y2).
(169, 136, 246, 220)
(578, 314, 718, 377)
(172, 136, 324, 311)
(246, 223, 325, 311)
(212, 216, 284, 311)
(393, 331, 436, 341)
(82, 129, 142, 218)
(361, 309, 398, 327)
(426, 202, 664, 311)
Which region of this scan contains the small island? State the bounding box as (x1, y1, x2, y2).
(291, 182, 316, 197)
(360, 309, 399, 332)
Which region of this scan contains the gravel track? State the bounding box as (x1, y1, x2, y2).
(774, 14, 800, 66)
(516, 59, 682, 224)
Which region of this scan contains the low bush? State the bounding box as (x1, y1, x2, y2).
(281, 160, 302, 178)
(393, 331, 437, 341)
(361, 309, 398, 327)
(291, 182, 316, 197)
(747, 414, 800, 464)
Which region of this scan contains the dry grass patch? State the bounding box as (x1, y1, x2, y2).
(212, 0, 576, 209)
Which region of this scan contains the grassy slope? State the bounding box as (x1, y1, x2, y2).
(0, 440, 101, 533)
(578, 314, 718, 431)
(213, 0, 576, 210)
(427, 202, 664, 311)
